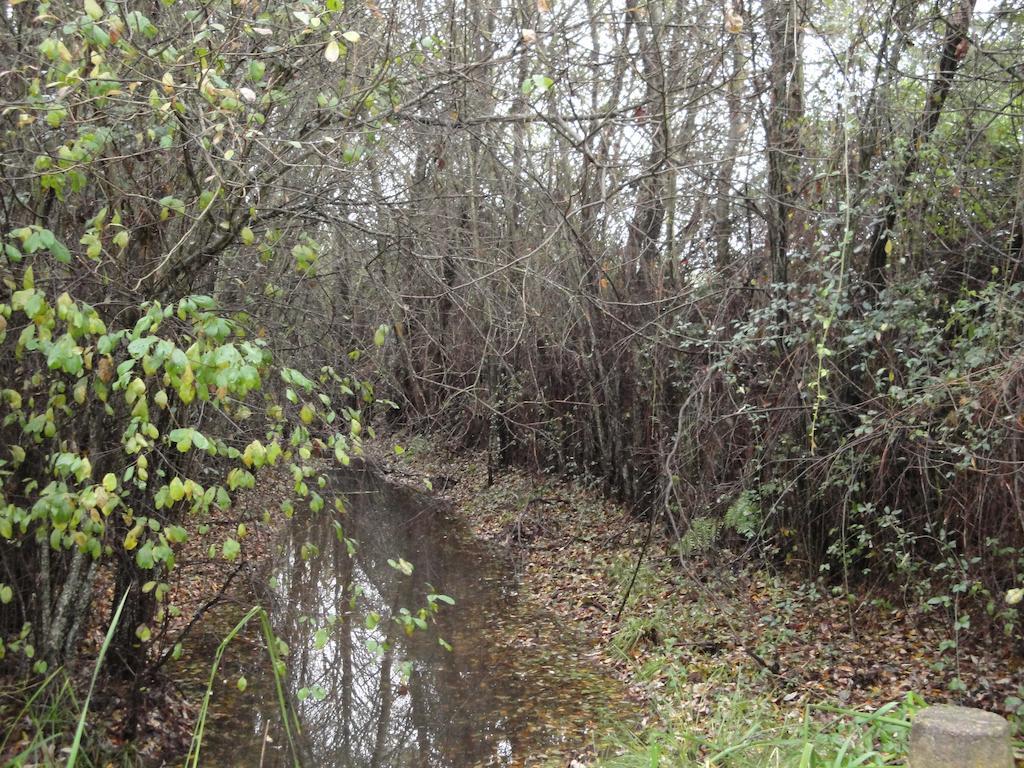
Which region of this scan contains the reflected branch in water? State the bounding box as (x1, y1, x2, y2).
(198, 468, 635, 768)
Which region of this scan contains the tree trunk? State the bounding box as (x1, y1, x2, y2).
(714, 1, 749, 269)
(623, 0, 669, 296)
(865, 0, 976, 288)
(765, 0, 804, 286)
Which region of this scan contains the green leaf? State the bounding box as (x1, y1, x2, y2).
(135, 543, 155, 569)
(387, 557, 414, 576)
(164, 426, 189, 448)
(314, 628, 329, 649)
(532, 74, 554, 92)
(222, 538, 241, 561)
(49, 238, 71, 264)
(158, 196, 186, 218)
(128, 337, 156, 358)
(84, 0, 103, 19)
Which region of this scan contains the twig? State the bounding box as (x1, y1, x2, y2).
(614, 504, 661, 623)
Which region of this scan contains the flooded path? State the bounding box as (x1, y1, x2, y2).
(193, 468, 634, 767)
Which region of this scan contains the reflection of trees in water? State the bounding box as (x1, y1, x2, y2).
(202, 469, 622, 768)
(261, 470, 533, 767)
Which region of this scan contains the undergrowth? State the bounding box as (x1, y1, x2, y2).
(592, 546, 1024, 767)
(1, 599, 301, 768)
(598, 578, 923, 768)
(599, 695, 920, 768)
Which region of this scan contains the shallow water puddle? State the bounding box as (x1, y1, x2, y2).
(193, 469, 633, 767)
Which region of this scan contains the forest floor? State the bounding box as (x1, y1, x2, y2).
(4, 436, 1023, 767)
(372, 432, 1024, 766)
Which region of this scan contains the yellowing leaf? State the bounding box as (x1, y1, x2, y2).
(324, 39, 341, 62)
(124, 523, 143, 551)
(84, 0, 103, 20)
(342, 30, 360, 43)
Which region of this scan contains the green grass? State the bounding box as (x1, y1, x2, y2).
(1, 591, 133, 768)
(596, 559, 924, 768)
(185, 606, 302, 768)
(2, 600, 303, 768)
(596, 692, 920, 767)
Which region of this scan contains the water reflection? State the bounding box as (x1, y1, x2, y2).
(198, 468, 631, 767)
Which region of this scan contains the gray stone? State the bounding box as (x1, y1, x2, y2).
(908, 705, 1013, 768)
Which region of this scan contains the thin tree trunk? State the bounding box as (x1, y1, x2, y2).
(865, 0, 976, 287)
(623, 0, 669, 296)
(765, 0, 804, 286)
(715, 2, 749, 268)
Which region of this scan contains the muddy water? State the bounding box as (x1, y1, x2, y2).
(195, 469, 633, 767)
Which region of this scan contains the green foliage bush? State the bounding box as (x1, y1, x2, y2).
(0, 0, 382, 681)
